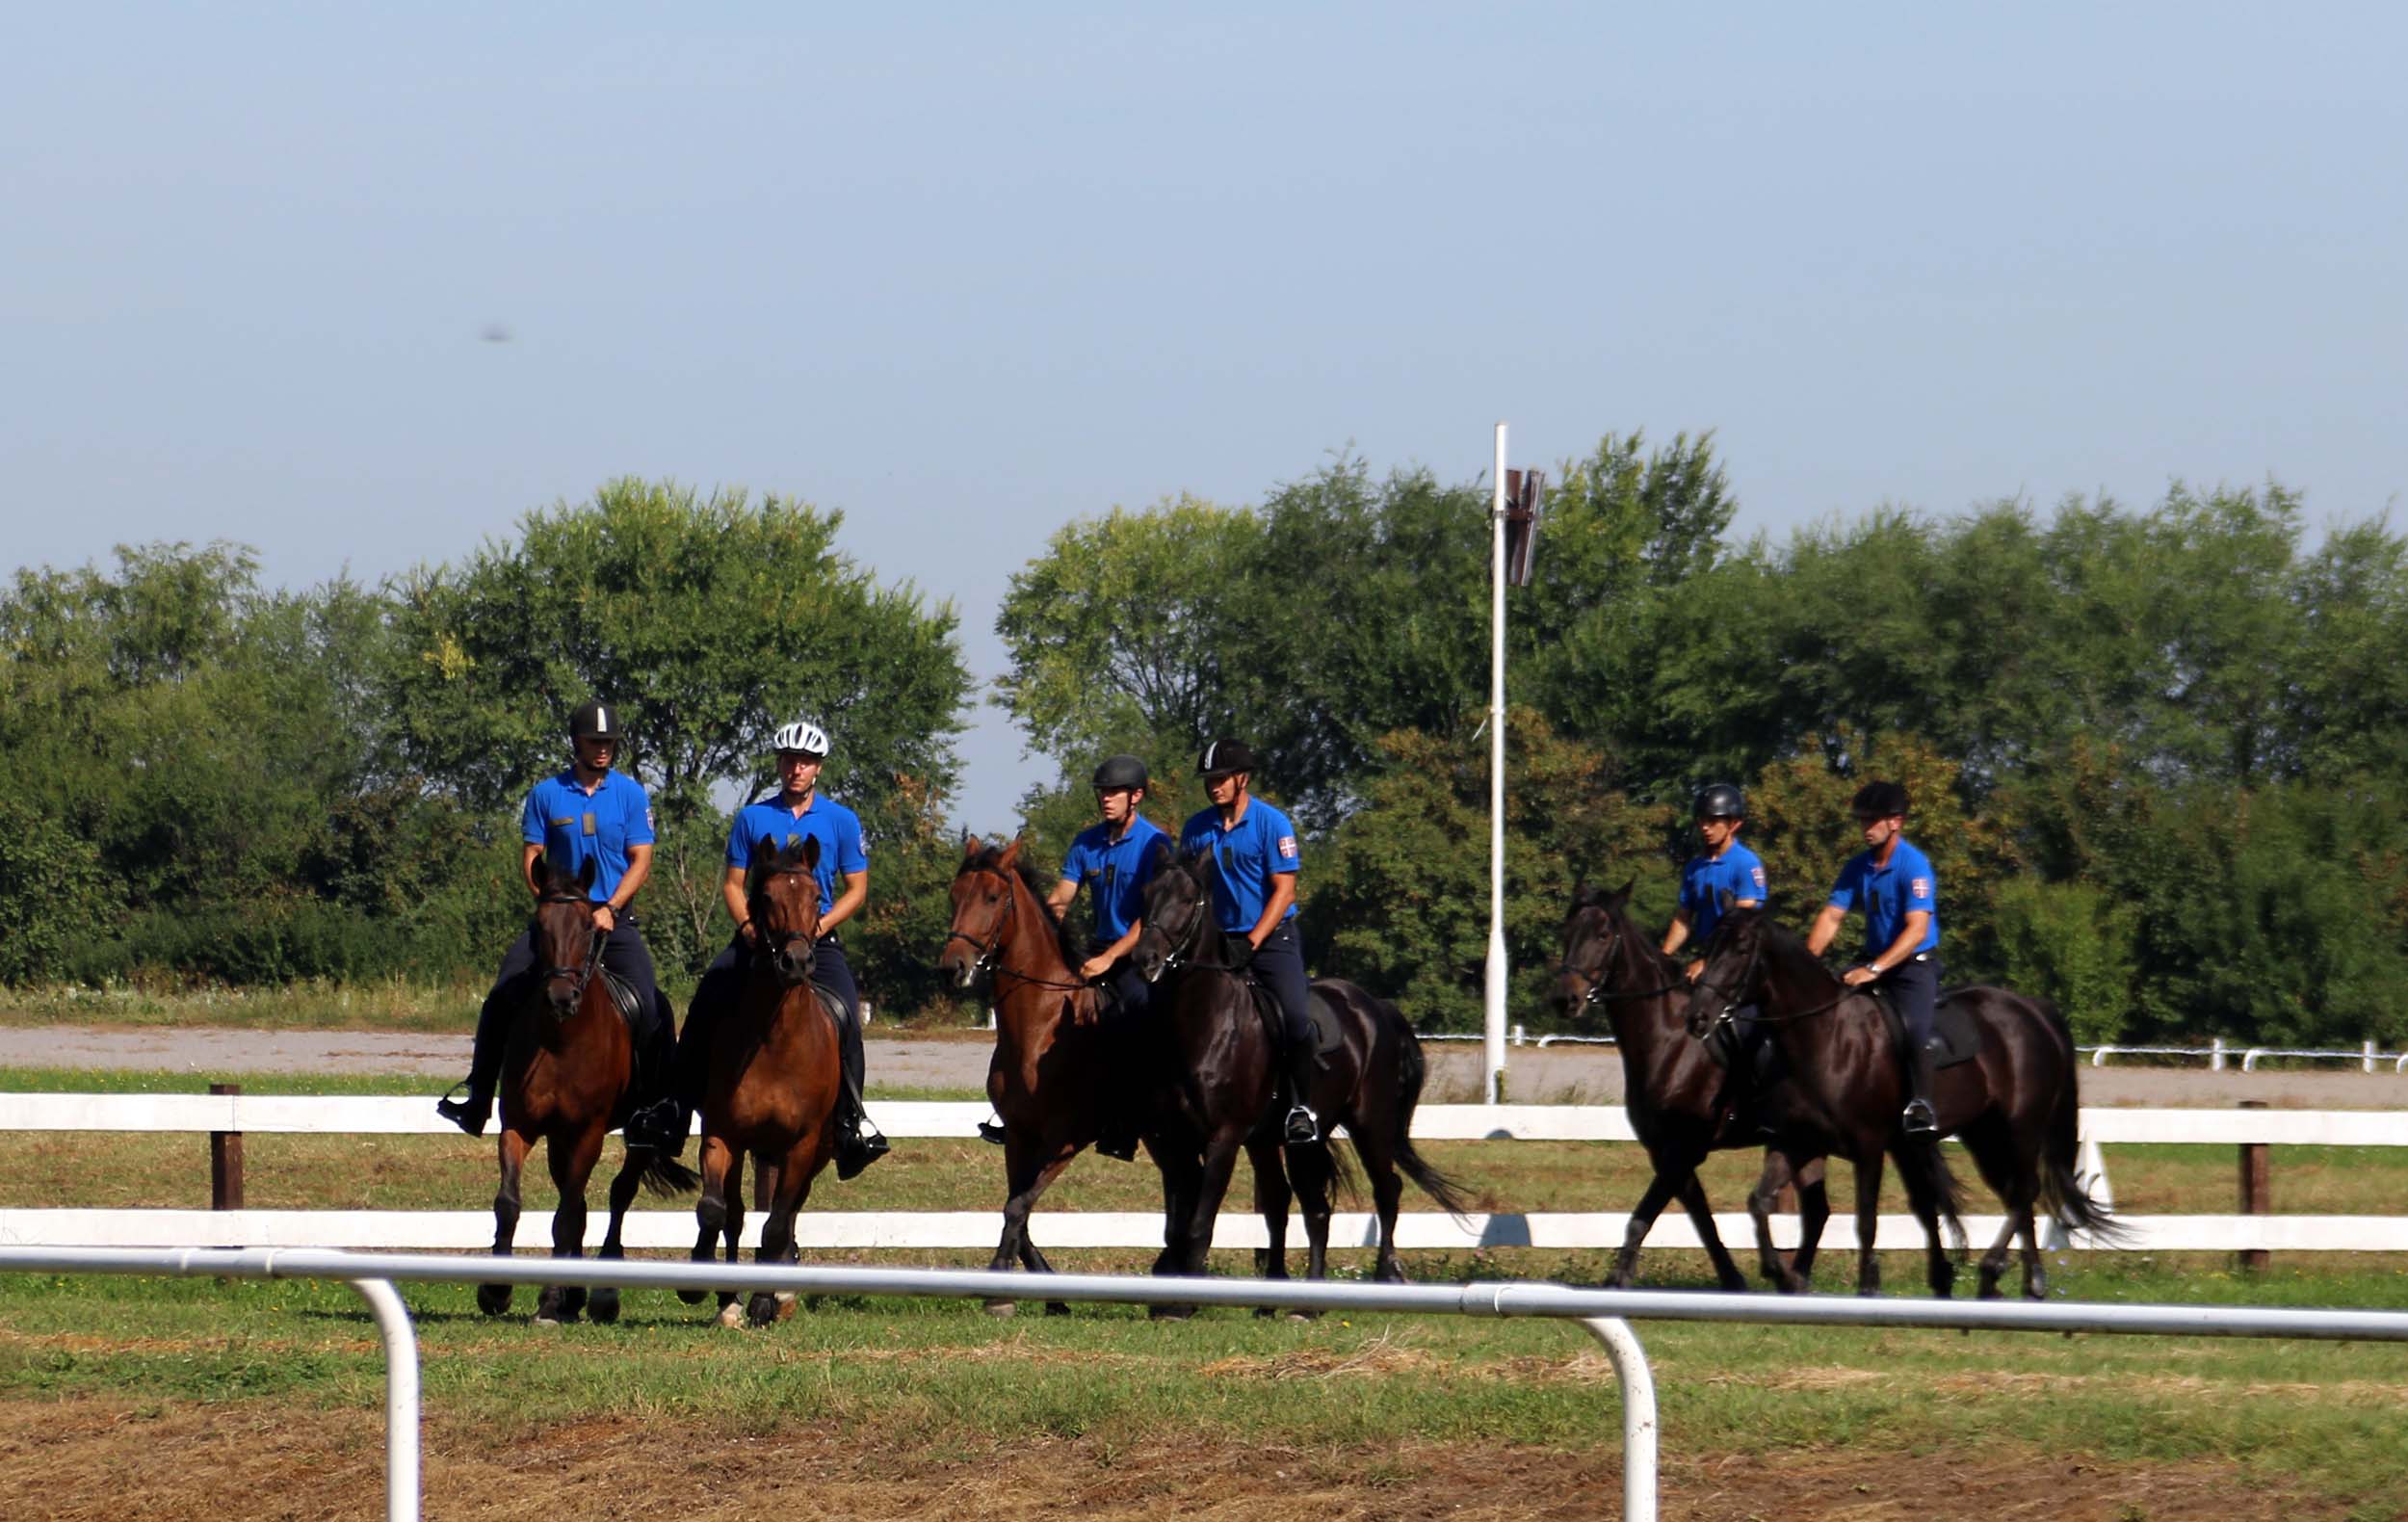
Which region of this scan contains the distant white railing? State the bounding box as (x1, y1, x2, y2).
(1424, 1028, 2408, 1070)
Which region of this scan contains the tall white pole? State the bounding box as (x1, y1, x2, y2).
(1484, 422, 1509, 1105)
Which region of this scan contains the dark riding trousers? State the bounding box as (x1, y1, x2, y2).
(1871, 953, 1941, 1054)
(1250, 923, 1312, 1047)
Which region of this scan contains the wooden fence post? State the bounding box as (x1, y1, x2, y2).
(2237, 1098, 2269, 1272)
(210, 1082, 244, 1210)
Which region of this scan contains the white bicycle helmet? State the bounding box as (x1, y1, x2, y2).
(771, 720, 830, 758)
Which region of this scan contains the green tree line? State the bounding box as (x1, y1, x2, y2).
(998, 439, 2408, 1047)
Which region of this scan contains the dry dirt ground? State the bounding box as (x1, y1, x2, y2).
(1, 1024, 2401, 1109)
(0, 1398, 2380, 1522)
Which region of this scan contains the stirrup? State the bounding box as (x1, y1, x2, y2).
(977, 1114, 1007, 1145)
(1901, 1098, 1939, 1138)
(836, 1125, 890, 1181)
(624, 1099, 688, 1156)
(1283, 1104, 1320, 1145)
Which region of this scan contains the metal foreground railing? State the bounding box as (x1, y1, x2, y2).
(7, 1252, 2408, 1522)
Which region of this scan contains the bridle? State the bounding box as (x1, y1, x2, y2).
(944, 866, 1091, 992)
(1692, 920, 1852, 1032)
(1552, 909, 1686, 1011)
(537, 891, 607, 1006)
(1139, 864, 1247, 978)
(747, 865, 823, 970)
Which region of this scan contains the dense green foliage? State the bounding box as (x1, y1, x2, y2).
(997, 441, 2408, 1045)
(0, 483, 970, 1004)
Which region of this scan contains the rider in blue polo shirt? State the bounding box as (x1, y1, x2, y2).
(625, 720, 888, 1178)
(1806, 779, 1944, 1137)
(436, 700, 674, 1137)
(1661, 782, 1767, 977)
(1180, 737, 1321, 1144)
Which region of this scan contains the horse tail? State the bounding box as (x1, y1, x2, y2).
(2033, 997, 2128, 1244)
(641, 1153, 702, 1196)
(1388, 1027, 1477, 1223)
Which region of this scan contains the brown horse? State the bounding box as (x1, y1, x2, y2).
(1685, 904, 2119, 1298)
(477, 853, 695, 1325)
(1131, 848, 1471, 1314)
(1547, 882, 1833, 1291)
(681, 835, 848, 1328)
(937, 837, 1172, 1315)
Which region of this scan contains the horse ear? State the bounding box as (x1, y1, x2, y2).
(997, 836, 1023, 870)
(962, 831, 982, 860)
(578, 854, 598, 892)
(1610, 877, 1636, 907)
(800, 834, 822, 870)
(1717, 887, 1736, 912)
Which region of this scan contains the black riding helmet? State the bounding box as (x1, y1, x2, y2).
(569, 700, 625, 742)
(1092, 754, 1149, 791)
(1851, 779, 1909, 819)
(1693, 782, 1745, 820)
(1196, 737, 1259, 778)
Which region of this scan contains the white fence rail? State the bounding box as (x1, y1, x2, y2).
(6, 1097, 2404, 1253)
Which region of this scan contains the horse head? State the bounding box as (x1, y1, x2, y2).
(1131, 847, 1213, 984)
(1548, 879, 1636, 1023)
(746, 834, 824, 988)
(939, 836, 1023, 991)
(533, 853, 603, 1019)
(1682, 895, 1766, 1040)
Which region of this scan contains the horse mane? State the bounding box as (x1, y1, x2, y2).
(1574, 884, 1681, 977)
(964, 841, 1087, 969)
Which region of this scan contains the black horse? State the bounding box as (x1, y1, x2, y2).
(1548, 882, 1833, 1291)
(1685, 904, 2118, 1298)
(1131, 848, 1470, 1308)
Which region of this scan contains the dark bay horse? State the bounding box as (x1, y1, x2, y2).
(1548, 883, 1832, 1291)
(937, 837, 1172, 1316)
(682, 836, 848, 1328)
(1132, 849, 1471, 1311)
(1685, 905, 2118, 1298)
(479, 853, 696, 1325)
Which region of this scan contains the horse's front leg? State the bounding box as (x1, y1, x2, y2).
(478, 1127, 531, 1316)
(1249, 1137, 1294, 1300)
(1851, 1153, 1885, 1298)
(1154, 1126, 1245, 1320)
(536, 1124, 605, 1325)
(688, 1134, 735, 1308)
(985, 1129, 1077, 1318)
(588, 1144, 648, 1325)
(746, 1145, 814, 1328)
(1613, 1165, 1688, 1291)
(1674, 1169, 1750, 1293)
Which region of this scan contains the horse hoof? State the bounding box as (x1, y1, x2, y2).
(1148, 1302, 1195, 1322)
(745, 1292, 781, 1327)
(533, 1314, 563, 1328)
(476, 1283, 512, 1317)
(1284, 1309, 1320, 1324)
(717, 1301, 746, 1329)
(1043, 1301, 1071, 1318)
(589, 1290, 620, 1325)
(982, 1299, 1018, 1319)
(676, 1287, 708, 1305)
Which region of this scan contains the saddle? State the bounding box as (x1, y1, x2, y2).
(1869, 984, 1982, 1071)
(1244, 979, 1345, 1060)
(1702, 1007, 1787, 1092)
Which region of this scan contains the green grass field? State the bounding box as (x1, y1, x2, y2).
(6, 1066, 2407, 1518)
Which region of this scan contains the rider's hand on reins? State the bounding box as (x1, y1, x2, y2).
(593, 905, 617, 933)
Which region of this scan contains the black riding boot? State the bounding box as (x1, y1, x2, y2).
(1282, 1039, 1321, 1145)
(435, 980, 516, 1137)
(833, 1007, 889, 1181)
(623, 993, 687, 1153)
(1901, 1042, 1940, 1138)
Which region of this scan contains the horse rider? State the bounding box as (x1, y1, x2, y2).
(1804, 778, 1943, 1138)
(436, 699, 675, 1138)
(1661, 782, 1767, 979)
(624, 721, 889, 1179)
(1179, 737, 1320, 1144)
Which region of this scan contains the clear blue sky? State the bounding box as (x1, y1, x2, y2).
(8, 4, 2403, 828)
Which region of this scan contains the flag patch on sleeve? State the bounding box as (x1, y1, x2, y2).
(1911, 878, 1930, 897)
(1751, 866, 1766, 888)
(1277, 835, 1297, 859)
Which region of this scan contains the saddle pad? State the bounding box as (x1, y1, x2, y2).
(1876, 986, 1981, 1070)
(1247, 980, 1346, 1057)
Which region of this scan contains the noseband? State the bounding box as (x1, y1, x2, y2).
(1553, 914, 1684, 1010)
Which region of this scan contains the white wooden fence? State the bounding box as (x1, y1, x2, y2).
(5, 1096, 2404, 1253)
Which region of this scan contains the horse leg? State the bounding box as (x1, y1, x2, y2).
(537, 1125, 605, 1324)
(1746, 1150, 1808, 1293)
(747, 1147, 810, 1327)
(1851, 1154, 1885, 1298)
(986, 1130, 1077, 1318)
(689, 1135, 735, 1308)
(1674, 1170, 1750, 1293)
(1613, 1168, 1688, 1291)
(1287, 1141, 1336, 1288)
(1154, 1128, 1243, 1320)
(1148, 1137, 1203, 1281)
(1249, 1138, 1293, 1303)
(478, 1127, 531, 1317)
(1894, 1147, 1956, 1300)
(588, 1146, 647, 1325)
(1791, 1157, 1831, 1285)
(716, 1156, 749, 1326)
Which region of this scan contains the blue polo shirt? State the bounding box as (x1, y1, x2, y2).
(1678, 841, 1767, 943)
(726, 793, 869, 916)
(1828, 837, 1941, 958)
(1180, 799, 1300, 933)
(1060, 815, 1169, 943)
(522, 769, 656, 905)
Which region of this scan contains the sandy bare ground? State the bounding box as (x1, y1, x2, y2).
(0, 1024, 2401, 1109)
(0, 1399, 2381, 1522)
